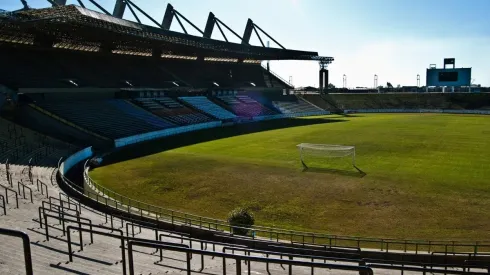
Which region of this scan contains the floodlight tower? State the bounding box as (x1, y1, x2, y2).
(343, 74, 347, 88)
(374, 74, 378, 89)
(318, 60, 331, 93)
(417, 74, 420, 87)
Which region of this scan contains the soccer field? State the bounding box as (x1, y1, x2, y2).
(90, 114, 490, 241)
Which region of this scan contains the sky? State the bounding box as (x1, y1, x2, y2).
(2, 0, 490, 88)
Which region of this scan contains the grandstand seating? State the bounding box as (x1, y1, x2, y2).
(0, 117, 77, 166)
(34, 99, 174, 139)
(179, 96, 237, 120)
(215, 94, 279, 117)
(273, 97, 323, 114)
(132, 97, 215, 125)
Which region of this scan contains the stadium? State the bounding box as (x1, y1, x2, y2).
(1, 1, 490, 274)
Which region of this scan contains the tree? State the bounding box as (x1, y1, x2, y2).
(227, 207, 255, 236)
(327, 83, 336, 89)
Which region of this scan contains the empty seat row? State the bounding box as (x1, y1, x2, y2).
(179, 96, 237, 120)
(216, 95, 278, 117)
(35, 100, 174, 139)
(273, 99, 322, 114)
(132, 97, 215, 126)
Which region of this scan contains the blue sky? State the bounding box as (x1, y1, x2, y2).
(3, 0, 490, 87)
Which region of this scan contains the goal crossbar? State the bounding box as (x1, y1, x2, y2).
(297, 143, 356, 166)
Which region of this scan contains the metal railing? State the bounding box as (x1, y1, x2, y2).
(17, 181, 33, 203)
(66, 225, 189, 275)
(0, 228, 33, 275)
(0, 194, 6, 215)
(1, 184, 18, 208)
(127, 240, 373, 275)
(45, 186, 490, 275)
(36, 179, 49, 198)
(261, 64, 294, 89)
(81, 162, 490, 254)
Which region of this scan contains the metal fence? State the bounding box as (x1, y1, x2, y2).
(79, 162, 490, 254)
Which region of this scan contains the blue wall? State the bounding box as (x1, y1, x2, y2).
(426, 68, 471, 87)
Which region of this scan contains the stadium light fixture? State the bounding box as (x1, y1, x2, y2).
(125, 80, 133, 87)
(213, 82, 220, 87)
(68, 80, 78, 87)
(250, 82, 256, 87)
(161, 54, 197, 60)
(172, 82, 179, 87)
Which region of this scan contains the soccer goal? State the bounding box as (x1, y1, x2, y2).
(296, 143, 356, 169)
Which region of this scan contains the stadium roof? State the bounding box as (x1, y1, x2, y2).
(0, 5, 334, 62)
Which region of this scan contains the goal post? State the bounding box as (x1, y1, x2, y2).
(296, 143, 356, 168)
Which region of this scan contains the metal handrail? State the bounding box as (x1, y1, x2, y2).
(66, 225, 189, 275)
(0, 228, 33, 275)
(1, 184, 18, 208)
(81, 163, 490, 254)
(127, 240, 374, 275)
(0, 194, 6, 215)
(17, 181, 33, 203)
(36, 179, 49, 198)
(261, 63, 294, 88)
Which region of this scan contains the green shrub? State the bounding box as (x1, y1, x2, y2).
(227, 207, 255, 236)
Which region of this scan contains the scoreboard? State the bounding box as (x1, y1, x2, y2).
(426, 58, 471, 87)
(426, 68, 471, 87)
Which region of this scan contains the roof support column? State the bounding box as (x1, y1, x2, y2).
(242, 19, 253, 45)
(113, 0, 126, 18)
(53, 0, 67, 6)
(203, 12, 216, 38)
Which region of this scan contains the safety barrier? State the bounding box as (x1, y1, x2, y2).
(0, 194, 5, 215)
(36, 179, 49, 198)
(253, 110, 330, 121)
(57, 111, 490, 258)
(0, 228, 33, 275)
(114, 121, 222, 148)
(17, 181, 33, 203)
(344, 109, 490, 115)
(1, 184, 18, 208)
(127, 240, 374, 275)
(60, 146, 93, 175)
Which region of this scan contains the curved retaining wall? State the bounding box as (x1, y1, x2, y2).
(58, 110, 490, 257)
(60, 146, 93, 175)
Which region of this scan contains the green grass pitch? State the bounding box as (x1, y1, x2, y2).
(90, 114, 490, 241)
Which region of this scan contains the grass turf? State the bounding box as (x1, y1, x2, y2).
(90, 114, 490, 242)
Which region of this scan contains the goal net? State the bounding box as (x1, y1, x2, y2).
(296, 143, 356, 169)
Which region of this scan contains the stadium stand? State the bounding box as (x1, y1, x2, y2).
(132, 97, 215, 125)
(0, 117, 77, 166)
(273, 97, 324, 114)
(318, 93, 490, 111)
(34, 99, 174, 139)
(214, 93, 279, 117)
(179, 96, 237, 120)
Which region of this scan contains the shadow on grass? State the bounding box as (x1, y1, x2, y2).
(99, 117, 348, 167)
(302, 164, 366, 178)
(342, 113, 365, 118)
